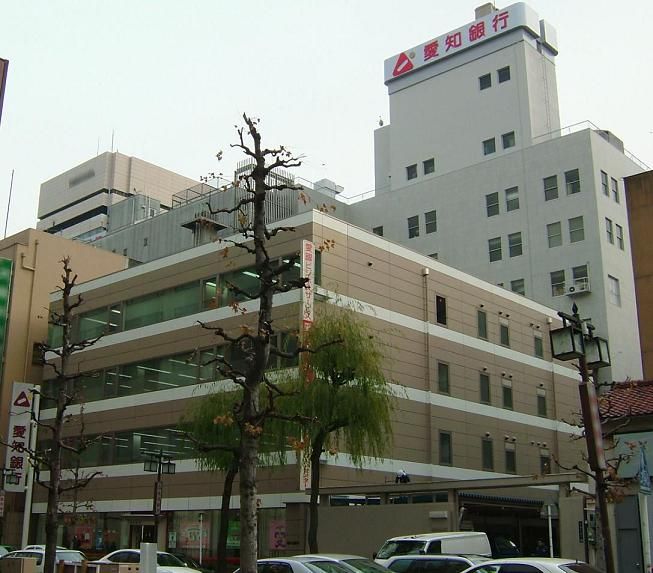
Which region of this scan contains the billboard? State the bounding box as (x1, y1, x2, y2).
(0, 58, 8, 126)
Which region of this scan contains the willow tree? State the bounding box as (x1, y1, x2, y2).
(287, 306, 394, 552)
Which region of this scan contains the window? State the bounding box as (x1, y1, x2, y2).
(540, 453, 551, 475)
(488, 237, 502, 261)
(547, 222, 562, 248)
(408, 215, 419, 238)
(572, 265, 588, 290)
(502, 382, 513, 409)
(616, 224, 624, 250)
(534, 336, 544, 358)
(439, 431, 452, 465)
(486, 192, 499, 217)
(505, 186, 519, 211)
(477, 310, 488, 339)
(143, 237, 148, 247)
(479, 73, 492, 90)
(611, 177, 620, 203)
(510, 278, 525, 296)
(543, 175, 558, 201)
(601, 170, 609, 196)
(436, 295, 447, 325)
(122, 248, 128, 256)
(608, 275, 621, 306)
(483, 138, 496, 155)
(550, 270, 565, 296)
(568, 216, 584, 243)
(437, 362, 450, 394)
(423, 158, 435, 175)
(606, 218, 614, 243)
(502, 131, 516, 149)
(565, 168, 581, 194)
(497, 66, 511, 83)
(500, 324, 510, 347)
(372, 226, 384, 236)
(425, 210, 437, 234)
(480, 373, 491, 404)
(537, 388, 547, 417)
(482, 438, 494, 470)
(505, 443, 516, 473)
(508, 232, 522, 257)
(406, 164, 418, 180)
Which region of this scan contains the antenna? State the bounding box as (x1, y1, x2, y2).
(111, 129, 115, 152)
(97, 137, 100, 156)
(4, 169, 14, 239)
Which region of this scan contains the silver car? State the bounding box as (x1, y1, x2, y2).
(381, 554, 490, 573)
(239, 558, 354, 573)
(294, 555, 391, 573)
(461, 558, 603, 573)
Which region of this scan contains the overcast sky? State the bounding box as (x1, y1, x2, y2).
(1, 1, 651, 237)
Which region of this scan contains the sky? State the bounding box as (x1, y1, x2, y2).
(0, 1, 651, 237)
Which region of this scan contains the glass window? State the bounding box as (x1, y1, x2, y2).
(547, 222, 562, 248)
(436, 295, 447, 325)
(372, 226, 384, 236)
(572, 265, 588, 289)
(611, 177, 620, 203)
(500, 324, 510, 346)
(489, 237, 502, 262)
(479, 73, 491, 90)
(502, 384, 513, 409)
(423, 158, 435, 175)
(565, 168, 581, 194)
(601, 170, 609, 196)
(486, 192, 499, 217)
(608, 275, 621, 306)
(477, 310, 487, 339)
(502, 131, 516, 149)
(606, 218, 614, 243)
(510, 279, 525, 296)
(201, 278, 218, 310)
(439, 431, 452, 465)
(425, 210, 437, 234)
(408, 215, 419, 238)
(534, 336, 544, 358)
(482, 438, 494, 470)
(568, 216, 584, 243)
(537, 390, 547, 417)
(508, 232, 522, 257)
(480, 373, 490, 404)
(505, 187, 519, 211)
(540, 455, 551, 475)
(437, 362, 450, 394)
(406, 164, 418, 180)
(505, 445, 516, 473)
(483, 138, 496, 155)
(497, 66, 511, 83)
(77, 306, 111, 341)
(543, 175, 558, 201)
(551, 270, 565, 296)
(616, 224, 624, 250)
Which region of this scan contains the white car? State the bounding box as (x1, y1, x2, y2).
(97, 549, 201, 573)
(461, 558, 603, 573)
(2, 549, 86, 573)
(293, 555, 390, 573)
(237, 558, 353, 573)
(381, 554, 490, 573)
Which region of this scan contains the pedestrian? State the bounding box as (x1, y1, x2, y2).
(534, 539, 548, 557)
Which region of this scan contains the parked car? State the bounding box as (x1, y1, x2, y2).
(381, 554, 490, 573)
(0, 546, 15, 557)
(22, 546, 67, 551)
(236, 558, 354, 573)
(293, 555, 390, 573)
(460, 558, 604, 573)
(1, 549, 86, 573)
(170, 553, 212, 573)
(97, 549, 201, 573)
(375, 533, 492, 566)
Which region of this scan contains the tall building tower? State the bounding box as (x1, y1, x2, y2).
(348, 2, 646, 382)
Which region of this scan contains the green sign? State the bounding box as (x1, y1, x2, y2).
(0, 258, 13, 373)
(226, 521, 240, 548)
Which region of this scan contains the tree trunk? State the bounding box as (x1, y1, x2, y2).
(217, 462, 238, 573)
(307, 432, 326, 553)
(238, 429, 260, 573)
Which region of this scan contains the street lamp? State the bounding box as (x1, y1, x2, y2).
(549, 303, 614, 573)
(143, 450, 176, 545)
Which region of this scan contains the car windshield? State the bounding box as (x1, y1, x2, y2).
(305, 562, 353, 573)
(57, 552, 85, 562)
(377, 541, 427, 559)
(157, 553, 186, 567)
(388, 558, 469, 573)
(342, 559, 390, 573)
(561, 565, 604, 573)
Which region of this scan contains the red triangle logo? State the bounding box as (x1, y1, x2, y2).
(14, 391, 30, 408)
(392, 52, 414, 77)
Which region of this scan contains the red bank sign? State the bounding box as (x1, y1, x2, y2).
(0, 58, 7, 126)
(384, 3, 551, 84)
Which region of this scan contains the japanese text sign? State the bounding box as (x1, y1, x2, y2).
(4, 382, 37, 492)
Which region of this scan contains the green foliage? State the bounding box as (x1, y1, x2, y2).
(289, 305, 394, 465)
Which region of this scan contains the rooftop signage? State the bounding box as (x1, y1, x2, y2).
(384, 3, 541, 83)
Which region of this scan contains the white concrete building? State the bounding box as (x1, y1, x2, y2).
(346, 2, 646, 382)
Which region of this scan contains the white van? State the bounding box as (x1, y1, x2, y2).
(374, 532, 492, 565)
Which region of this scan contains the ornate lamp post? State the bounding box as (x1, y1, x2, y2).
(144, 450, 176, 545)
(549, 303, 614, 573)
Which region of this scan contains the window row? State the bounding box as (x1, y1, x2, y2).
(600, 170, 620, 203)
(546, 216, 584, 247)
(477, 309, 544, 358)
(550, 265, 589, 297)
(406, 157, 436, 181)
(51, 254, 320, 346)
(488, 232, 522, 261)
(483, 131, 515, 156)
(407, 210, 437, 239)
(485, 186, 519, 217)
(605, 218, 625, 250)
(543, 169, 581, 200)
(439, 431, 550, 475)
(478, 66, 511, 90)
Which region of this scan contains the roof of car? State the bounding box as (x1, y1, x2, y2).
(475, 558, 584, 566)
(386, 532, 485, 541)
(294, 555, 370, 561)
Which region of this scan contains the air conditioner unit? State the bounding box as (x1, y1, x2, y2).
(565, 282, 591, 295)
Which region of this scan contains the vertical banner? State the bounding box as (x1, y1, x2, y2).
(0, 258, 13, 374)
(5, 382, 36, 492)
(0, 58, 8, 126)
